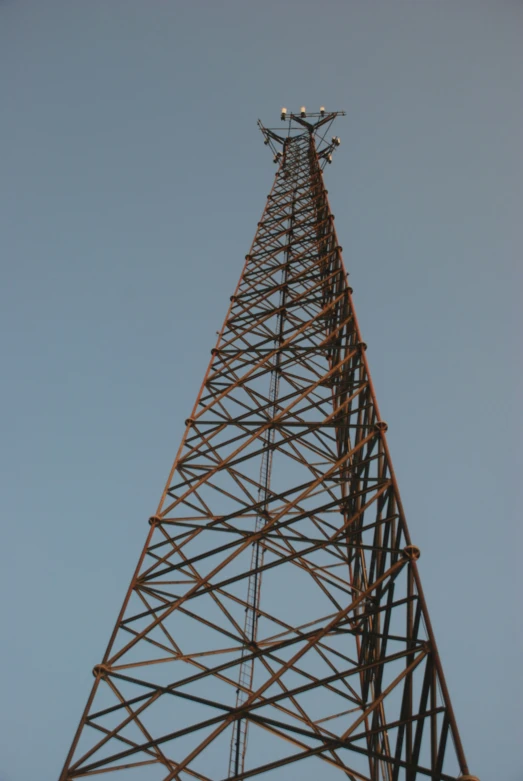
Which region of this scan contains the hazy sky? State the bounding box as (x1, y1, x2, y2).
(0, 2, 521, 779)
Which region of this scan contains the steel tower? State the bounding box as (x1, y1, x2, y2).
(58, 109, 478, 781)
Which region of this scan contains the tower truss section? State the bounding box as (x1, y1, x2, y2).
(58, 108, 477, 781)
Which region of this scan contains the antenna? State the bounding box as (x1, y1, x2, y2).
(259, 107, 346, 169)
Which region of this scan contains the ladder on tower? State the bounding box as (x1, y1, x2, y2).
(227, 193, 292, 776)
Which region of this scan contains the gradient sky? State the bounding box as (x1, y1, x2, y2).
(0, 2, 522, 779)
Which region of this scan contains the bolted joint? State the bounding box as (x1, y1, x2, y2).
(211, 348, 219, 355)
(148, 515, 161, 526)
(357, 341, 368, 352)
(403, 544, 421, 561)
(375, 421, 388, 433)
(185, 417, 194, 426)
(329, 214, 335, 220)
(230, 294, 237, 302)
(92, 664, 109, 678)
(336, 246, 343, 253)
(348, 286, 354, 294)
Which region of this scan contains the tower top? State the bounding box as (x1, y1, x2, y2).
(258, 106, 345, 166)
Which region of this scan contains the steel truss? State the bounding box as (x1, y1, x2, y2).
(58, 110, 477, 781)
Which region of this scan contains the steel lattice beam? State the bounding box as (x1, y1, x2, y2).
(58, 110, 478, 781)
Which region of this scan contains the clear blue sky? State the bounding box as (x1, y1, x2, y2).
(0, 1, 521, 779)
